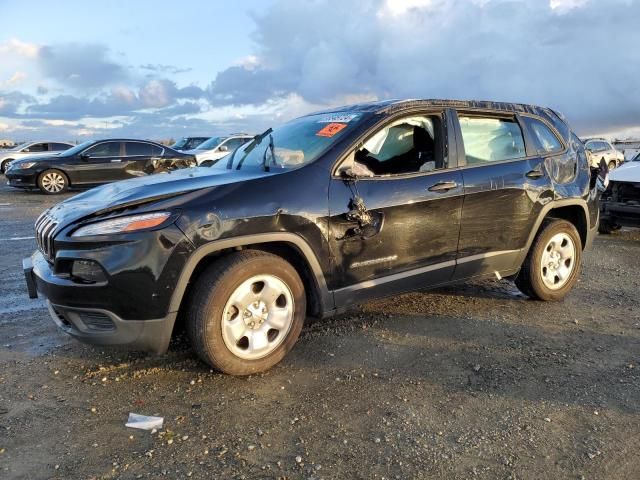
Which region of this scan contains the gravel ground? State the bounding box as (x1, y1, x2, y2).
(0, 178, 639, 480)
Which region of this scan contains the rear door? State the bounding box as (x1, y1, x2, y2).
(70, 141, 125, 184)
(123, 141, 156, 177)
(452, 111, 554, 280)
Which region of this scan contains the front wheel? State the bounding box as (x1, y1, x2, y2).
(187, 250, 306, 375)
(1, 159, 13, 174)
(38, 169, 68, 194)
(608, 160, 616, 171)
(515, 219, 582, 301)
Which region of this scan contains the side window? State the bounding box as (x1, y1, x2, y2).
(521, 117, 563, 154)
(151, 145, 164, 156)
(459, 116, 526, 165)
(224, 138, 249, 150)
(85, 142, 121, 157)
(353, 115, 444, 176)
(25, 143, 48, 153)
(50, 143, 71, 151)
(125, 142, 153, 156)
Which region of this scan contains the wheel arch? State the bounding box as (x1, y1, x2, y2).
(169, 233, 333, 321)
(1, 158, 14, 172)
(525, 200, 590, 254)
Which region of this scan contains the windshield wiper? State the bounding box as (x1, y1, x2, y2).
(262, 134, 277, 172)
(229, 127, 273, 170)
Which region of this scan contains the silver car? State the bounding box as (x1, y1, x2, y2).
(584, 138, 624, 170)
(0, 141, 74, 173)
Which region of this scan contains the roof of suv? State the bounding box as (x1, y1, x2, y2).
(312, 98, 561, 119)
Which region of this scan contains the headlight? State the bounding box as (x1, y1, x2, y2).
(17, 162, 37, 169)
(72, 212, 171, 237)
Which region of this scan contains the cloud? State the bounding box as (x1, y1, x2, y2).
(0, 39, 40, 58)
(37, 43, 127, 89)
(0, 91, 35, 116)
(140, 64, 193, 75)
(207, 0, 640, 134)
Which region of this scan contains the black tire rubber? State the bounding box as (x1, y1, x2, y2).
(1, 159, 14, 174)
(37, 169, 69, 194)
(186, 250, 306, 375)
(598, 219, 614, 234)
(515, 219, 582, 301)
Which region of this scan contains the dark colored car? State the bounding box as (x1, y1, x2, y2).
(22, 99, 599, 375)
(598, 153, 640, 233)
(6, 139, 196, 194)
(171, 137, 210, 151)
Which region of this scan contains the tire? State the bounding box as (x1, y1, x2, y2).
(1, 159, 14, 174)
(598, 219, 614, 234)
(37, 169, 68, 194)
(187, 250, 306, 375)
(515, 219, 582, 301)
(608, 160, 616, 171)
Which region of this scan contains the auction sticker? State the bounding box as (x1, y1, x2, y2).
(316, 123, 348, 137)
(316, 113, 360, 123)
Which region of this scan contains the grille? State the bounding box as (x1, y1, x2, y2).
(79, 312, 115, 332)
(35, 213, 58, 262)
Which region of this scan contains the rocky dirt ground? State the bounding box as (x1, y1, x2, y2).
(0, 179, 638, 480)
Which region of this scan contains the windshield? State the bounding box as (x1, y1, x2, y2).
(211, 112, 365, 172)
(59, 140, 93, 157)
(172, 137, 208, 150)
(196, 136, 226, 150)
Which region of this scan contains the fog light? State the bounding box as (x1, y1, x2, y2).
(71, 260, 106, 284)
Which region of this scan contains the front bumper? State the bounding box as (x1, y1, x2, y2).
(6, 170, 38, 187)
(601, 200, 640, 228)
(24, 252, 178, 354)
(23, 222, 195, 353)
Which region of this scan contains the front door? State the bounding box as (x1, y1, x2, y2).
(69, 141, 125, 184)
(328, 111, 464, 306)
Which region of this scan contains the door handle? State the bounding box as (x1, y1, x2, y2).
(525, 167, 544, 179)
(428, 181, 458, 192)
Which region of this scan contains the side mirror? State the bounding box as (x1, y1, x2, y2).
(80, 153, 90, 161)
(218, 145, 229, 152)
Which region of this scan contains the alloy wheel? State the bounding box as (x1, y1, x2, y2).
(41, 172, 66, 193)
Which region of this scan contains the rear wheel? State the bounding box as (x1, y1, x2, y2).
(187, 250, 306, 375)
(515, 219, 582, 301)
(38, 169, 68, 194)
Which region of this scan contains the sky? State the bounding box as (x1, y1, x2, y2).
(0, 0, 639, 142)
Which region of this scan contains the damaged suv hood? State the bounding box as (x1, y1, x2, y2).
(47, 167, 275, 225)
(610, 162, 640, 183)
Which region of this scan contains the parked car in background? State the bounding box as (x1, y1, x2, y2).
(584, 138, 624, 171)
(599, 152, 640, 233)
(6, 139, 196, 194)
(22, 99, 598, 375)
(185, 133, 253, 165)
(170, 137, 210, 152)
(0, 141, 74, 173)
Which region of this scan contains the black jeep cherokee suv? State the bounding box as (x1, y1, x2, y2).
(23, 99, 599, 375)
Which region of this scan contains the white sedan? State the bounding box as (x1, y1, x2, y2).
(0, 141, 74, 173)
(185, 134, 253, 165)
